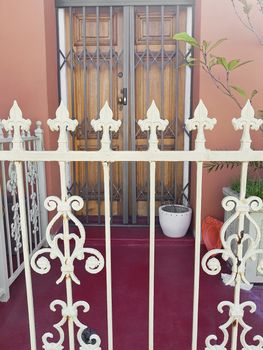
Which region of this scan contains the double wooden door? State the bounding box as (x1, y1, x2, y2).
(61, 4, 191, 223)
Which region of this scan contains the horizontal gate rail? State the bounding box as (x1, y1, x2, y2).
(0, 150, 262, 162)
(0, 98, 262, 350)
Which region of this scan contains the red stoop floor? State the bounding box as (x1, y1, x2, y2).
(0, 226, 262, 350)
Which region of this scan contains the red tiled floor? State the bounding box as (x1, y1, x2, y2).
(0, 226, 262, 349)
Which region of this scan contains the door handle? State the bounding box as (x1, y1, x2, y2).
(118, 88, 128, 106)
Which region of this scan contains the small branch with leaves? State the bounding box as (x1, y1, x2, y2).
(174, 32, 257, 110)
(230, 0, 263, 45)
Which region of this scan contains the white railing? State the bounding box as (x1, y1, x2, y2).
(0, 98, 262, 350)
(0, 106, 48, 302)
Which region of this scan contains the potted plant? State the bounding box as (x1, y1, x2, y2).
(159, 203, 192, 238)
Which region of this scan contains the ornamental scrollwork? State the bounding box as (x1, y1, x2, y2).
(31, 195, 104, 284)
(7, 161, 17, 196)
(202, 195, 263, 286)
(31, 194, 104, 349)
(202, 195, 263, 349)
(7, 161, 22, 252)
(10, 202, 22, 252)
(29, 193, 39, 236)
(27, 161, 38, 186)
(205, 301, 263, 350)
(27, 161, 39, 237)
(42, 300, 101, 350)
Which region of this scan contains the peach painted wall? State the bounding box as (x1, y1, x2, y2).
(192, 0, 263, 221)
(0, 0, 262, 224)
(0, 0, 60, 200)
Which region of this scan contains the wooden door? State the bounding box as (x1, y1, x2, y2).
(65, 7, 125, 222)
(131, 6, 188, 219)
(63, 5, 190, 223)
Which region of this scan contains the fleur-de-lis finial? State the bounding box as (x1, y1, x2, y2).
(91, 101, 121, 151)
(2, 100, 31, 150)
(47, 101, 78, 151)
(185, 100, 216, 151)
(138, 100, 168, 151)
(232, 100, 262, 151)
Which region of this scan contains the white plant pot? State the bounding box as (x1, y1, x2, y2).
(159, 204, 192, 238)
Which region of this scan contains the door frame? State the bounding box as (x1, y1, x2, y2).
(56, 2, 193, 224)
(56, 0, 194, 7)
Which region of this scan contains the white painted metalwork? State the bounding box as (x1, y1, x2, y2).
(201, 101, 263, 350)
(0, 107, 46, 302)
(185, 101, 216, 350)
(0, 99, 262, 350)
(232, 100, 262, 151)
(138, 101, 168, 151)
(185, 99, 217, 151)
(91, 101, 121, 152)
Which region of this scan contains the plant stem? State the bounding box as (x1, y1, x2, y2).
(231, 0, 263, 45)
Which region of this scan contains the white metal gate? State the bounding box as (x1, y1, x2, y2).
(0, 98, 262, 350)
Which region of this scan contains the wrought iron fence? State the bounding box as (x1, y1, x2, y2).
(0, 98, 262, 350)
(0, 112, 48, 302)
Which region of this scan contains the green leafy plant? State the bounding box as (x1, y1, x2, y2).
(204, 161, 263, 173)
(174, 32, 256, 109)
(230, 178, 263, 200)
(174, 32, 262, 172)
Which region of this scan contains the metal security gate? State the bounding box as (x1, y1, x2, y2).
(56, 0, 193, 224)
(0, 98, 263, 350)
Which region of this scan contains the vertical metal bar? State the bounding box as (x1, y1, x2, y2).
(174, 5, 180, 203)
(59, 161, 75, 350)
(148, 161, 156, 350)
(1, 148, 13, 275)
(231, 161, 248, 350)
(109, 6, 113, 220)
(103, 162, 113, 350)
(34, 121, 48, 244)
(130, 6, 137, 224)
(123, 6, 129, 224)
(160, 5, 165, 202)
(56, 7, 62, 102)
(25, 153, 33, 253)
(0, 148, 10, 301)
(83, 6, 89, 222)
(183, 6, 193, 206)
(146, 5, 150, 223)
(146, 5, 150, 109)
(15, 161, 37, 350)
(191, 161, 203, 350)
(69, 7, 76, 197)
(109, 6, 113, 107)
(96, 6, 101, 223)
(33, 139, 42, 246)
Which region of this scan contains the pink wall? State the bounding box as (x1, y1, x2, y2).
(192, 0, 263, 221)
(0, 0, 262, 223)
(0, 0, 60, 199)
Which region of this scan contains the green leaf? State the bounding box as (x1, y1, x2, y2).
(202, 40, 210, 51)
(233, 60, 253, 69)
(216, 57, 229, 70)
(206, 38, 227, 53)
(230, 85, 247, 98)
(227, 59, 240, 71)
(173, 32, 199, 47)
(208, 58, 218, 69)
